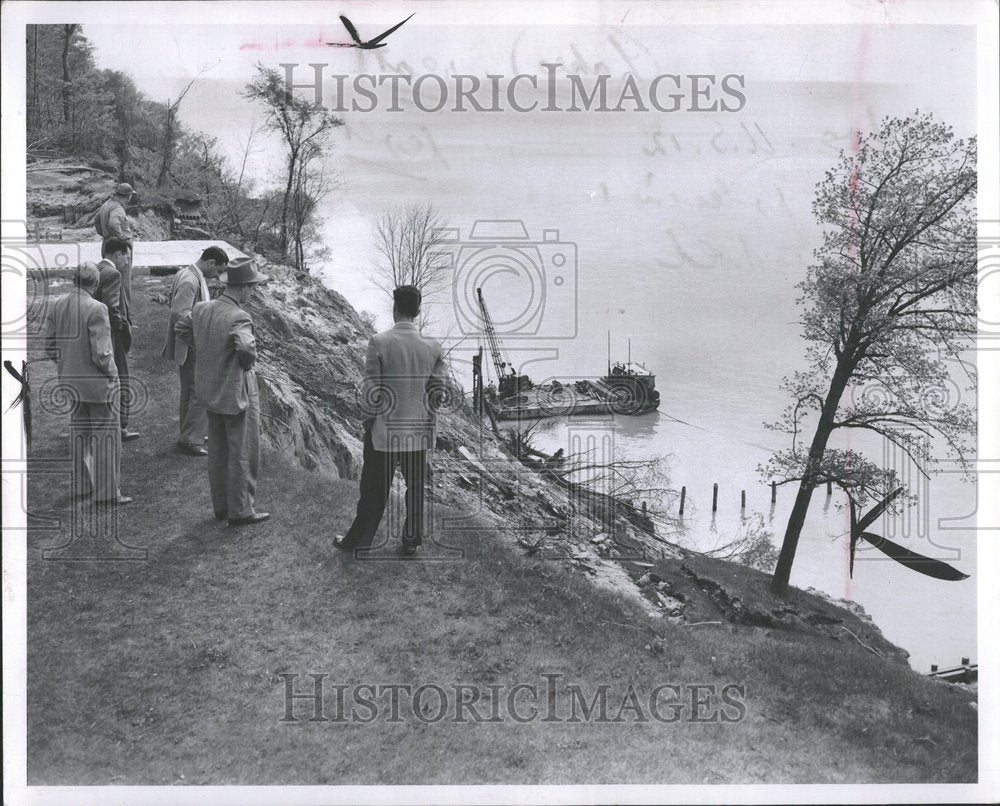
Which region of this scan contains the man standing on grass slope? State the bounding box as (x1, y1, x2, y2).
(96, 183, 135, 308)
(162, 246, 229, 456)
(95, 237, 139, 442)
(335, 285, 447, 557)
(44, 262, 130, 506)
(175, 257, 270, 528)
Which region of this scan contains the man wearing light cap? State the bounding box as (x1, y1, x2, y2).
(175, 256, 270, 527)
(96, 183, 135, 308)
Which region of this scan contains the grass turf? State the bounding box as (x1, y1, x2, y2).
(24, 283, 977, 784)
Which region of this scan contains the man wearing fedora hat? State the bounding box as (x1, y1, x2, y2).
(175, 256, 270, 527)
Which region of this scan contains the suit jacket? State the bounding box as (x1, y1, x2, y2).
(95, 259, 131, 331)
(162, 264, 210, 365)
(44, 287, 118, 403)
(175, 295, 257, 415)
(363, 322, 447, 452)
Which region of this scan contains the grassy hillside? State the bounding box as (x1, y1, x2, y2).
(23, 275, 977, 785)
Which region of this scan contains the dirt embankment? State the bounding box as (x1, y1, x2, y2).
(28, 157, 917, 668)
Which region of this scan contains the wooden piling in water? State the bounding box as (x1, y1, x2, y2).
(679, 486, 686, 516)
(827, 480, 833, 495)
(741, 489, 746, 510)
(712, 483, 718, 512)
(771, 481, 776, 503)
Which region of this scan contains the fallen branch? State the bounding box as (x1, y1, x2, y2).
(599, 620, 650, 633)
(838, 625, 884, 657)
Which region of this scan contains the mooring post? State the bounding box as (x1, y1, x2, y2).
(741, 489, 746, 510)
(712, 483, 718, 512)
(962, 657, 970, 666)
(771, 480, 777, 503)
(679, 486, 686, 516)
(931, 664, 938, 672)
(827, 480, 833, 495)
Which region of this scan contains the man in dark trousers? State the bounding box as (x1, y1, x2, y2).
(175, 257, 270, 528)
(335, 285, 447, 557)
(95, 237, 139, 441)
(162, 246, 229, 456)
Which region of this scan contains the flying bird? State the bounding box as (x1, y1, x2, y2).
(327, 13, 414, 49)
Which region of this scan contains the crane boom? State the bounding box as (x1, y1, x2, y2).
(477, 288, 529, 398)
(477, 288, 512, 381)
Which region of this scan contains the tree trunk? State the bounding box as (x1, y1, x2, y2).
(157, 105, 173, 188)
(770, 360, 854, 595)
(61, 25, 74, 125)
(279, 151, 296, 255)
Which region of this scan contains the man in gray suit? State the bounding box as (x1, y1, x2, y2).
(162, 246, 229, 456)
(95, 237, 139, 441)
(336, 285, 447, 556)
(44, 262, 130, 505)
(175, 257, 270, 527)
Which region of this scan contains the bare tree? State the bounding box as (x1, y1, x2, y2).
(761, 112, 977, 595)
(157, 67, 213, 188)
(371, 203, 451, 326)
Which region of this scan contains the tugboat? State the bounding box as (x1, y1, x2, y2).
(475, 288, 660, 421)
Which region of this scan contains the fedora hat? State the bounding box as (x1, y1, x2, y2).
(115, 182, 135, 196)
(219, 256, 268, 285)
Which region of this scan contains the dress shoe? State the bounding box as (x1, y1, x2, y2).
(214, 511, 228, 521)
(121, 430, 141, 442)
(96, 495, 133, 507)
(333, 534, 353, 552)
(400, 540, 418, 558)
(228, 512, 271, 527)
(178, 441, 209, 456)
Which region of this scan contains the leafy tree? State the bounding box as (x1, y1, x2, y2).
(26, 24, 106, 154)
(243, 64, 343, 260)
(762, 112, 977, 595)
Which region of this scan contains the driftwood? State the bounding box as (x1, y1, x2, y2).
(457, 445, 516, 500)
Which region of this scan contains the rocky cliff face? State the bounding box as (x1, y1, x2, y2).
(27, 157, 195, 242)
(248, 268, 372, 478)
